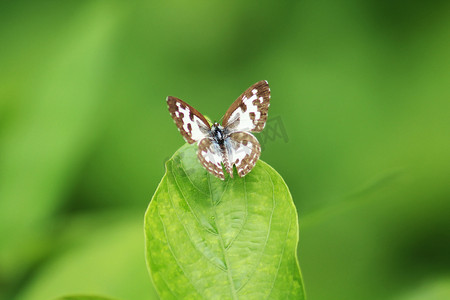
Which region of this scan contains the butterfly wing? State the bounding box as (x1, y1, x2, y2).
(222, 80, 270, 133)
(198, 132, 260, 180)
(167, 96, 211, 144)
(226, 132, 261, 177)
(168, 82, 268, 180)
(197, 138, 225, 180)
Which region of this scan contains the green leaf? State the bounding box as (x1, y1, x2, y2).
(144, 144, 305, 299)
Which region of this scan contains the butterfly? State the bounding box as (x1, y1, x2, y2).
(167, 80, 270, 180)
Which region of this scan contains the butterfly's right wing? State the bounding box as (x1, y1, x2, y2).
(222, 80, 270, 133)
(167, 96, 211, 144)
(226, 131, 261, 177)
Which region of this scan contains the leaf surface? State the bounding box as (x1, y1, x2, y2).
(145, 144, 304, 299)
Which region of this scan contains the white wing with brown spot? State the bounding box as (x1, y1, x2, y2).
(167, 96, 210, 144)
(226, 132, 261, 177)
(197, 138, 225, 180)
(222, 80, 270, 133)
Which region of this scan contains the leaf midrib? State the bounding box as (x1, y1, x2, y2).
(236, 166, 277, 293)
(208, 172, 239, 300)
(225, 176, 248, 251)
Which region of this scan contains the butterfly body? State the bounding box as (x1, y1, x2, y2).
(167, 80, 270, 180)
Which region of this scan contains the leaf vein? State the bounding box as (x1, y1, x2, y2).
(146, 219, 177, 299)
(167, 172, 227, 272)
(156, 205, 205, 299)
(225, 176, 248, 250)
(237, 167, 276, 293)
(171, 160, 217, 235)
(208, 173, 239, 300)
(178, 158, 209, 196)
(214, 175, 231, 206)
(266, 209, 293, 299)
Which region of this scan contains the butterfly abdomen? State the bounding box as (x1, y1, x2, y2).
(221, 144, 234, 178)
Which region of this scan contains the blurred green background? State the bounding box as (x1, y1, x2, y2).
(1, 0, 449, 299)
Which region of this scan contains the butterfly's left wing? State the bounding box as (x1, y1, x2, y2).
(197, 138, 225, 180)
(226, 132, 261, 177)
(222, 80, 270, 133)
(167, 96, 211, 144)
